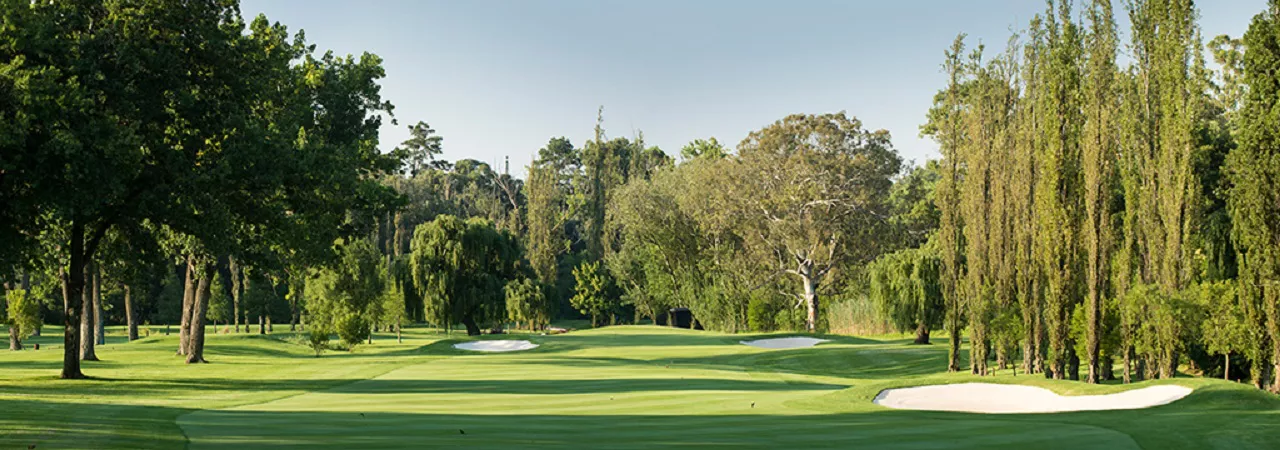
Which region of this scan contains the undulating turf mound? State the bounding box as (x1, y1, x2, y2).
(873, 382, 1194, 413)
(453, 340, 538, 352)
(739, 336, 829, 349)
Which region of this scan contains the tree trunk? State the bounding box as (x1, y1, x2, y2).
(1123, 345, 1132, 383)
(94, 266, 104, 346)
(61, 248, 86, 379)
(230, 256, 241, 333)
(948, 298, 962, 372)
(802, 272, 819, 333)
(394, 212, 405, 258)
(1272, 340, 1280, 394)
(258, 315, 265, 335)
(913, 323, 930, 344)
(80, 263, 99, 361)
(267, 315, 272, 333)
(1085, 254, 1101, 384)
(125, 285, 137, 341)
(9, 324, 22, 351)
(178, 256, 195, 356)
(461, 315, 481, 336)
(1225, 353, 1230, 381)
(1068, 349, 1081, 381)
(397, 321, 402, 343)
(186, 264, 213, 364)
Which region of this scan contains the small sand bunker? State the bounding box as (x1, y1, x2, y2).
(453, 340, 539, 352)
(873, 382, 1193, 414)
(740, 337, 830, 349)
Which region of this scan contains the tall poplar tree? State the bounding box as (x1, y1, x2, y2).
(1081, 0, 1120, 383)
(1034, 1, 1084, 380)
(927, 35, 970, 373)
(1231, 0, 1280, 392)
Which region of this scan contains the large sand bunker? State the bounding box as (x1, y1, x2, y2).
(453, 340, 539, 352)
(873, 382, 1193, 414)
(740, 337, 830, 349)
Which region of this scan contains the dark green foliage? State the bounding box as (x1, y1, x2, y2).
(410, 215, 523, 335)
(505, 278, 551, 331)
(867, 242, 944, 343)
(305, 238, 385, 351)
(571, 261, 614, 327)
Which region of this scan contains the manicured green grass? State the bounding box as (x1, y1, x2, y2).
(1, 326, 1276, 449)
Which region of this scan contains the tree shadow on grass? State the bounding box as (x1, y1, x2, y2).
(0, 373, 846, 400)
(175, 408, 1144, 450)
(0, 399, 191, 450)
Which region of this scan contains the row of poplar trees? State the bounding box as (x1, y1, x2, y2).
(925, 0, 1280, 391)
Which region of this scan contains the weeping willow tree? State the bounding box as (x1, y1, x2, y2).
(868, 241, 945, 345)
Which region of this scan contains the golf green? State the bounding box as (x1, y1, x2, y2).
(1, 326, 1277, 449)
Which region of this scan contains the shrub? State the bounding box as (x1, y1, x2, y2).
(337, 314, 370, 351)
(308, 327, 332, 357)
(747, 295, 780, 332)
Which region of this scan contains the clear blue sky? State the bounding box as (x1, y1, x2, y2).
(239, 0, 1264, 175)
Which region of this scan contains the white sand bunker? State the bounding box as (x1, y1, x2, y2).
(740, 337, 830, 349)
(873, 382, 1193, 414)
(453, 340, 538, 352)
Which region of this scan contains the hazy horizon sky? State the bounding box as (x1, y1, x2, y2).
(239, 0, 1265, 176)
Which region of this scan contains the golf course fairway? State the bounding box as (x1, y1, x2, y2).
(0, 326, 1277, 449)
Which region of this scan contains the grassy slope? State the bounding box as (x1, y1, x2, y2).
(1, 326, 1277, 449)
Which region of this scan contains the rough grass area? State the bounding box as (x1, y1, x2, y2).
(0, 325, 1276, 449)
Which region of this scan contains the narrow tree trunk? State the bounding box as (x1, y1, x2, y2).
(80, 263, 99, 361)
(186, 264, 213, 364)
(1272, 341, 1280, 394)
(913, 323, 930, 344)
(1224, 353, 1230, 381)
(267, 315, 272, 333)
(178, 256, 195, 356)
(125, 285, 137, 341)
(394, 212, 405, 258)
(948, 298, 962, 372)
(1123, 345, 1132, 383)
(94, 266, 104, 346)
(1086, 241, 1102, 384)
(396, 321, 402, 343)
(258, 315, 265, 335)
(230, 256, 241, 333)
